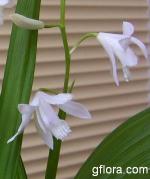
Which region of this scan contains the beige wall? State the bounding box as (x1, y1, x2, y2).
(1, 0, 150, 179)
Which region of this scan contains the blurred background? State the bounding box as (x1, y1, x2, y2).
(1, 0, 150, 178)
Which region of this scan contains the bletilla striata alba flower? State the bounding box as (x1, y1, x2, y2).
(7, 91, 91, 149)
(0, 0, 15, 25)
(97, 21, 148, 86)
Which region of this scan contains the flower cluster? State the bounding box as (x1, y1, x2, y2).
(0, 2, 148, 149)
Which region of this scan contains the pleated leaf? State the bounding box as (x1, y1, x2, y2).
(0, 0, 41, 178)
(75, 107, 150, 179)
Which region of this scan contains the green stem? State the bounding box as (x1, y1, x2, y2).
(70, 32, 97, 54)
(45, 0, 71, 179)
(61, 26, 71, 92)
(44, 24, 61, 28)
(60, 0, 71, 93)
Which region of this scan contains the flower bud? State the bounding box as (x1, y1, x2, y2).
(10, 13, 44, 30)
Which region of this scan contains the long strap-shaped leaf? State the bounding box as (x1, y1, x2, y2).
(16, 157, 27, 179)
(75, 108, 150, 179)
(0, 0, 41, 178)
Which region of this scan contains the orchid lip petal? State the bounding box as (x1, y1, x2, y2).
(125, 48, 138, 67)
(35, 98, 70, 146)
(50, 120, 71, 141)
(123, 21, 134, 36)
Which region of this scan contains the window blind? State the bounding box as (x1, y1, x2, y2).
(1, 0, 149, 179)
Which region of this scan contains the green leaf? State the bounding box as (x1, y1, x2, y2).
(75, 107, 150, 179)
(16, 156, 27, 179)
(0, 0, 41, 178)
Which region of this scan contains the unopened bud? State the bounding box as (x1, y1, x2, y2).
(10, 13, 44, 30)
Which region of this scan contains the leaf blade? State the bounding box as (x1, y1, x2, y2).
(75, 108, 150, 178)
(0, 0, 41, 178)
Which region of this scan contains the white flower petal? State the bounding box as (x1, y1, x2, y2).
(38, 99, 60, 126)
(35, 105, 70, 148)
(123, 21, 134, 36)
(112, 41, 128, 67)
(35, 115, 54, 149)
(125, 48, 138, 67)
(37, 91, 73, 105)
(7, 105, 34, 143)
(30, 95, 39, 106)
(131, 37, 148, 59)
(39, 129, 54, 149)
(35, 108, 47, 134)
(46, 93, 73, 105)
(97, 33, 119, 86)
(59, 101, 92, 119)
(18, 104, 35, 114)
(99, 33, 128, 67)
(99, 32, 127, 41)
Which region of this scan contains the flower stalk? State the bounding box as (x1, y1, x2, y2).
(44, 24, 61, 28)
(45, 0, 72, 178)
(70, 32, 97, 54)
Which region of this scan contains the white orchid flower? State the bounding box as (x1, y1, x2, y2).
(97, 21, 148, 86)
(7, 91, 91, 149)
(0, 0, 15, 25)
